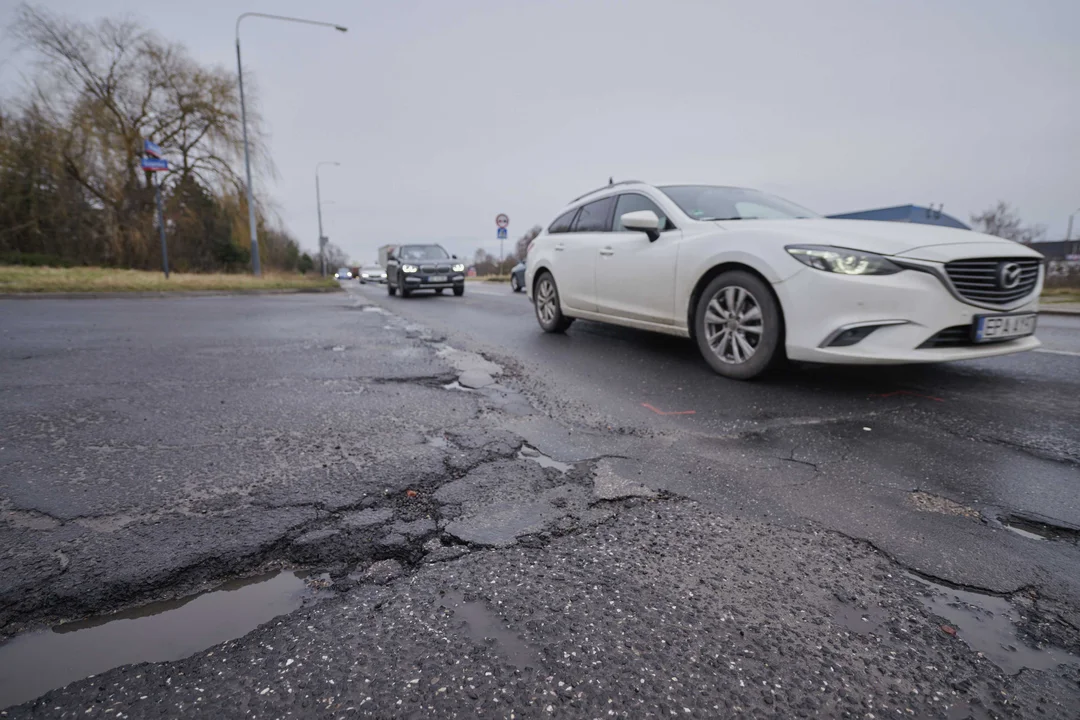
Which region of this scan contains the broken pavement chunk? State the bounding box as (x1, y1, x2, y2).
(592, 459, 657, 502)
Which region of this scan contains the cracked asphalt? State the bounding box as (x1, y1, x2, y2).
(0, 285, 1078, 718)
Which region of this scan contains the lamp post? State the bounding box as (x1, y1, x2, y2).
(1067, 207, 1080, 242)
(236, 12, 347, 276)
(316, 161, 341, 277)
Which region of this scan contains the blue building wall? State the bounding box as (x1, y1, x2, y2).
(827, 205, 969, 230)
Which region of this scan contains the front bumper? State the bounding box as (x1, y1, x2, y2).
(776, 266, 1042, 364)
(403, 274, 465, 289)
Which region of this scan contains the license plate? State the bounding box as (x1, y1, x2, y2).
(428, 275, 447, 283)
(973, 313, 1036, 342)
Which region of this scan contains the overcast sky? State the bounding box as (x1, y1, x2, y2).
(2, 0, 1078, 264)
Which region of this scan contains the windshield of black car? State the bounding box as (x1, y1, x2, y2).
(398, 245, 450, 261)
(658, 186, 818, 221)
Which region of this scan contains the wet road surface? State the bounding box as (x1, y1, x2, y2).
(1, 287, 1078, 717)
(355, 281, 1080, 614)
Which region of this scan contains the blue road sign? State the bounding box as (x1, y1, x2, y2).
(497, 227, 507, 240)
(140, 157, 169, 172)
(143, 139, 163, 158)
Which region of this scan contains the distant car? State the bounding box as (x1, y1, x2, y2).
(334, 267, 353, 280)
(527, 181, 1043, 380)
(386, 244, 466, 298)
(359, 266, 387, 284)
(510, 262, 526, 292)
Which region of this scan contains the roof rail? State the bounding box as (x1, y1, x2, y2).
(568, 179, 646, 205)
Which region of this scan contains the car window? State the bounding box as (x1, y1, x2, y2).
(548, 208, 578, 234)
(398, 245, 450, 261)
(613, 193, 674, 232)
(571, 196, 616, 233)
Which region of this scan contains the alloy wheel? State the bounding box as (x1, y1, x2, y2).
(703, 286, 763, 364)
(536, 277, 557, 325)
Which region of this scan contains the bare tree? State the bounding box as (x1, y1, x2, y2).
(515, 225, 542, 261)
(970, 201, 1046, 244)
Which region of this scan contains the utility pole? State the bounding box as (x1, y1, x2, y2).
(155, 174, 169, 278)
(316, 161, 340, 277)
(235, 12, 348, 276)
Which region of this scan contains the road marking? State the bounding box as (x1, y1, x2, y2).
(642, 403, 696, 416)
(1034, 348, 1080, 357)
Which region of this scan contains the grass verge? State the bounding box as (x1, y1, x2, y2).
(0, 266, 340, 294)
(1041, 288, 1080, 304)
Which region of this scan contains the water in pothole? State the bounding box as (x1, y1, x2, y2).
(908, 573, 1080, 675)
(438, 590, 541, 671)
(0, 571, 309, 710)
(518, 445, 572, 473)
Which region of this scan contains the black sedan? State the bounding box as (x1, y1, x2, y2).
(510, 261, 525, 293)
(386, 244, 465, 298)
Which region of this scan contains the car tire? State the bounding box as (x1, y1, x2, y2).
(435, 288, 445, 295)
(694, 271, 783, 380)
(534, 271, 574, 333)
(453, 286, 465, 297)
(510, 275, 521, 292)
(387, 281, 396, 296)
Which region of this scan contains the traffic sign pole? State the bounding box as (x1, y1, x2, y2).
(496, 214, 510, 273)
(155, 173, 170, 279)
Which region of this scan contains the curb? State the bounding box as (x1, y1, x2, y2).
(1039, 307, 1080, 317)
(0, 287, 344, 300)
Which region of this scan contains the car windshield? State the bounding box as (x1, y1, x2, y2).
(658, 185, 818, 221)
(336, 268, 350, 274)
(398, 245, 450, 261)
(363, 267, 383, 273)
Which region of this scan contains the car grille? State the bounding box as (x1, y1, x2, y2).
(944, 258, 1040, 305)
(420, 264, 451, 273)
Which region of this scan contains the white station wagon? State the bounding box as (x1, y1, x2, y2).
(526, 181, 1043, 379)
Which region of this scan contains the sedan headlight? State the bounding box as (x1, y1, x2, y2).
(401, 264, 418, 273)
(786, 245, 901, 275)
(452, 263, 465, 272)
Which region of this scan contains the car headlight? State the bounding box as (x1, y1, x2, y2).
(452, 263, 465, 272)
(401, 264, 418, 273)
(785, 245, 901, 275)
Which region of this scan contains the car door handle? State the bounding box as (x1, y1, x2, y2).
(554, 244, 565, 252)
(599, 247, 614, 256)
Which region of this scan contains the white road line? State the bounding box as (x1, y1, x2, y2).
(1034, 348, 1080, 357)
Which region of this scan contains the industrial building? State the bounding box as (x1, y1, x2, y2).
(827, 204, 969, 230)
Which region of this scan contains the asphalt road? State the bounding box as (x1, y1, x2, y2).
(1, 286, 1078, 717)
(355, 281, 1080, 613)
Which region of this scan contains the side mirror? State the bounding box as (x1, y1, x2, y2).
(452, 254, 458, 259)
(621, 210, 661, 241)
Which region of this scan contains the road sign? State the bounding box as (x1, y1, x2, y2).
(497, 227, 507, 240)
(140, 157, 169, 172)
(496, 213, 509, 229)
(144, 139, 163, 158)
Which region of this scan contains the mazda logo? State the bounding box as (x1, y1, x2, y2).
(998, 262, 1023, 290)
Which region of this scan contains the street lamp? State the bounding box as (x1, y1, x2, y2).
(236, 12, 347, 276)
(1067, 207, 1080, 242)
(316, 161, 341, 277)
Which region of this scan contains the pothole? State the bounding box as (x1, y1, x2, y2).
(907, 573, 1080, 675)
(0, 571, 312, 710)
(437, 590, 542, 671)
(907, 491, 981, 519)
(518, 445, 572, 473)
(999, 514, 1079, 543)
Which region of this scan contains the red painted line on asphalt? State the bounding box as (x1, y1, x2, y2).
(642, 403, 696, 416)
(871, 390, 945, 402)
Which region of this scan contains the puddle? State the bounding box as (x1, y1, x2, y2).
(438, 590, 541, 671)
(907, 573, 1080, 675)
(1002, 523, 1047, 541)
(518, 446, 572, 473)
(1000, 515, 1077, 543)
(831, 604, 889, 637)
(0, 571, 308, 710)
